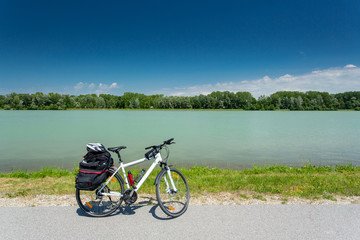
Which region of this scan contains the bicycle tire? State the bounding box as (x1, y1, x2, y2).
(76, 169, 124, 217)
(156, 168, 190, 217)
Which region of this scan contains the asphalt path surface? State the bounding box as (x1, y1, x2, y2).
(1, 205, 359, 240)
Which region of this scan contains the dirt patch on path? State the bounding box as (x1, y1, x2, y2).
(1, 192, 360, 207)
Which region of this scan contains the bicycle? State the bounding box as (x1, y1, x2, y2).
(75, 138, 190, 217)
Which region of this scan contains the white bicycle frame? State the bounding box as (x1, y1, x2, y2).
(99, 152, 177, 197)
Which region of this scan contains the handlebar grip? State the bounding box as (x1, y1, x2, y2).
(164, 138, 174, 144)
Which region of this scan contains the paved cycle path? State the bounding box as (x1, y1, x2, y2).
(1, 205, 359, 240)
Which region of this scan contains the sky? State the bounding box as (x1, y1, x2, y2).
(0, 0, 360, 97)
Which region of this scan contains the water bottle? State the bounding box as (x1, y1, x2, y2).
(127, 171, 134, 186)
(134, 169, 146, 183)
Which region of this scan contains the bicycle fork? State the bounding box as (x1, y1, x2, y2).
(165, 167, 178, 194)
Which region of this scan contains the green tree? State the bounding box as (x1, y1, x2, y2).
(0, 95, 5, 108)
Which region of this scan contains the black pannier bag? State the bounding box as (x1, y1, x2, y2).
(75, 169, 108, 191)
(75, 143, 114, 191)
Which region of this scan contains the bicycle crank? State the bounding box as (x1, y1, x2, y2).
(123, 189, 138, 205)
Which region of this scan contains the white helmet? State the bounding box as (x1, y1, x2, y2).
(86, 143, 106, 152)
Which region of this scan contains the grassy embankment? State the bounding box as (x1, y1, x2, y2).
(1, 164, 360, 201)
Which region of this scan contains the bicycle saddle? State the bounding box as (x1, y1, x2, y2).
(108, 146, 127, 152)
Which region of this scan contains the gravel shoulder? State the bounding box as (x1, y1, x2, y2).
(1, 192, 360, 207)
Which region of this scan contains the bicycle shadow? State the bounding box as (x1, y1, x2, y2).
(116, 197, 174, 220)
(76, 196, 174, 220)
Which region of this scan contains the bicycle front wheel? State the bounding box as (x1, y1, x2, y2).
(156, 168, 190, 217)
(76, 169, 124, 217)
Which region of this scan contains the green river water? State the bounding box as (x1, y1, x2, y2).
(0, 110, 359, 171)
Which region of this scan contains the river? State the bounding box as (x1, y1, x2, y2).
(0, 110, 359, 171)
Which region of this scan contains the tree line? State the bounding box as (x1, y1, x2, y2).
(1, 91, 360, 110)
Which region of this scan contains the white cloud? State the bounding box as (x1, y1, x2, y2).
(162, 65, 360, 98)
(345, 64, 357, 68)
(74, 82, 119, 94)
(74, 82, 85, 90)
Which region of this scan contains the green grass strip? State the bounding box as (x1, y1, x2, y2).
(0, 167, 77, 178)
(1, 164, 360, 199)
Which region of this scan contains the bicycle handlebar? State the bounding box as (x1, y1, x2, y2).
(144, 138, 175, 150)
(163, 138, 174, 145)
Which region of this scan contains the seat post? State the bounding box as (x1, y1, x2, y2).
(116, 151, 122, 162)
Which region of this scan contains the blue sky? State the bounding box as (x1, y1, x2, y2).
(0, 0, 359, 97)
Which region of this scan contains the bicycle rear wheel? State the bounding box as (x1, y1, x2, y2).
(156, 168, 190, 217)
(76, 169, 124, 217)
